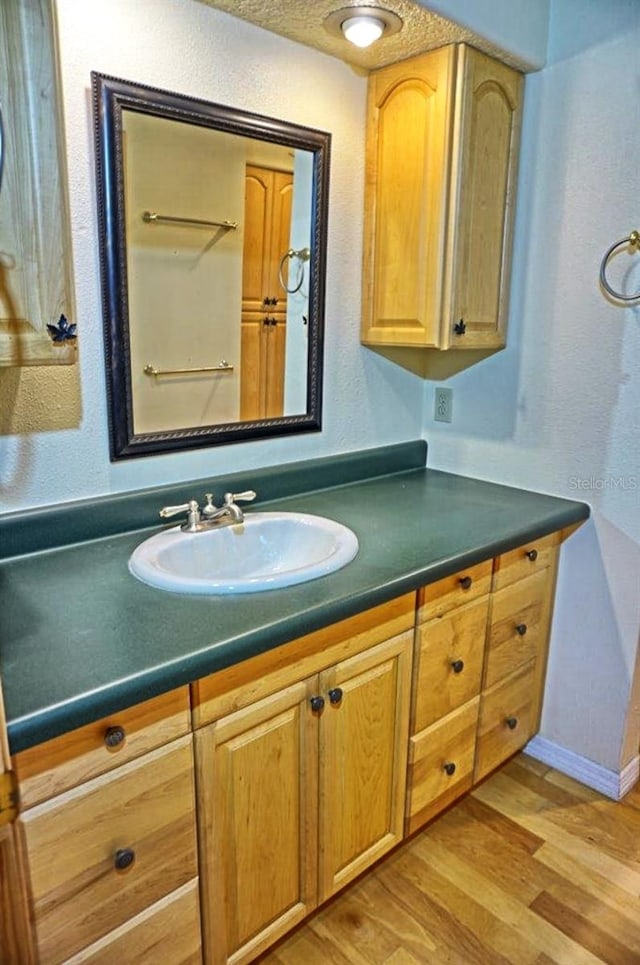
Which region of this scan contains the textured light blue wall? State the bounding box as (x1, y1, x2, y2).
(426, 0, 640, 771)
(0, 0, 425, 513)
(417, 0, 550, 68)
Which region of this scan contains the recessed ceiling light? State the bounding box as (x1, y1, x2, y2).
(323, 6, 403, 49)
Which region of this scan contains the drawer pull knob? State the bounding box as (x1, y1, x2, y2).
(451, 659, 465, 674)
(114, 848, 136, 872)
(459, 576, 473, 590)
(443, 762, 457, 776)
(104, 725, 126, 749)
(515, 624, 528, 637)
(505, 716, 518, 730)
(310, 695, 325, 713)
(328, 687, 343, 705)
(525, 549, 538, 562)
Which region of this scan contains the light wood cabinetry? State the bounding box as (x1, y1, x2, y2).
(407, 564, 490, 833)
(408, 533, 561, 834)
(317, 635, 412, 900)
(240, 165, 293, 420)
(193, 599, 414, 965)
(0, 531, 567, 963)
(475, 533, 560, 781)
(361, 44, 523, 354)
(11, 688, 201, 964)
(1, 675, 34, 964)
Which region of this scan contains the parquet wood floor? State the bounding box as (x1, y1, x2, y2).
(258, 754, 640, 965)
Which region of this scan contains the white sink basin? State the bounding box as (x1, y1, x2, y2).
(128, 512, 359, 595)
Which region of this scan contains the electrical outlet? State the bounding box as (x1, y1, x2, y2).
(434, 386, 453, 423)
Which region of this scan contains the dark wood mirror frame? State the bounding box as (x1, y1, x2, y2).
(91, 72, 330, 460)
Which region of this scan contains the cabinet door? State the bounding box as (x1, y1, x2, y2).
(196, 679, 318, 965)
(361, 46, 456, 348)
(445, 45, 523, 349)
(0, 824, 34, 964)
(318, 631, 413, 901)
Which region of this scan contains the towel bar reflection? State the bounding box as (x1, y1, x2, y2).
(142, 211, 238, 231)
(144, 361, 234, 376)
(599, 229, 640, 302)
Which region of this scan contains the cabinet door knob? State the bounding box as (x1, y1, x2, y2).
(328, 687, 343, 705)
(104, 725, 126, 749)
(451, 659, 465, 674)
(443, 762, 457, 776)
(459, 575, 472, 590)
(525, 549, 538, 562)
(310, 695, 325, 713)
(114, 847, 135, 871)
(515, 623, 528, 636)
(505, 716, 518, 730)
(454, 319, 466, 336)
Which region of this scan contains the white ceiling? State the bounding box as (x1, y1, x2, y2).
(197, 0, 531, 72)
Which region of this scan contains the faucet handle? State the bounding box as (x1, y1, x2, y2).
(224, 490, 256, 506)
(159, 499, 201, 531)
(159, 500, 194, 519)
(201, 493, 218, 517)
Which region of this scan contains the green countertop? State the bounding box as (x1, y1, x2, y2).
(0, 442, 589, 755)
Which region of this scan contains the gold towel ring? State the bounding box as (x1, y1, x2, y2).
(599, 230, 640, 302)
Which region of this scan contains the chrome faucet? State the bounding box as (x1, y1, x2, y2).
(159, 490, 256, 532)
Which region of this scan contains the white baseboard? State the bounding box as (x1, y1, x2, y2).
(525, 735, 640, 801)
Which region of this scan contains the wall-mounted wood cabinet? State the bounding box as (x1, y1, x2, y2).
(361, 44, 523, 355)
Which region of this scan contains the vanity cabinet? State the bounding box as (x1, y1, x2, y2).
(192, 596, 414, 965)
(407, 533, 560, 834)
(361, 43, 523, 353)
(0, 528, 570, 963)
(240, 165, 293, 420)
(10, 688, 201, 964)
(407, 561, 491, 833)
(475, 533, 560, 781)
(1, 675, 32, 964)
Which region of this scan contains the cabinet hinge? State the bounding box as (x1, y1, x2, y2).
(0, 771, 19, 827)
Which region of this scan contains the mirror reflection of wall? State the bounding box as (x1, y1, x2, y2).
(124, 112, 244, 434)
(122, 109, 312, 435)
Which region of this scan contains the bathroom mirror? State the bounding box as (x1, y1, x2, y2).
(92, 72, 330, 459)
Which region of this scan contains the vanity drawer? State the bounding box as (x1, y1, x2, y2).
(484, 570, 548, 688)
(14, 687, 191, 809)
(20, 735, 197, 964)
(492, 532, 559, 591)
(412, 596, 488, 732)
(64, 879, 202, 965)
(406, 698, 479, 835)
(417, 560, 492, 622)
(474, 663, 536, 782)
